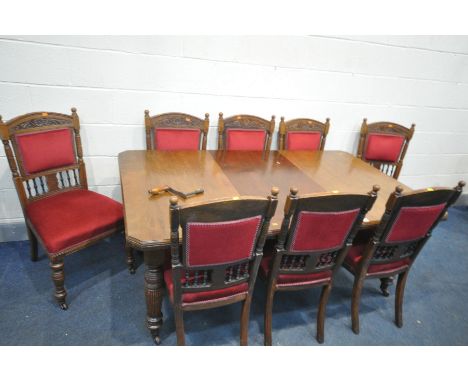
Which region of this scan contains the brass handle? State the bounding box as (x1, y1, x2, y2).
(148, 185, 169, 195)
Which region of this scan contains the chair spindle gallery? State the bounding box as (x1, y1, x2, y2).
(343, 181, 465, 334)
(357, 119, 415, 179)
(278, 117, 330, 151)
(145, 110, 209, 151)
(164, 188, 279, 345)
(0, 109, 127, 309)
(217, 113, 275, 151)
(261, 185, 380, 344)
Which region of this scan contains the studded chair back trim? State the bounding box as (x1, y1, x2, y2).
(288, 209, 360, 252)
(185, 215, 262, 267)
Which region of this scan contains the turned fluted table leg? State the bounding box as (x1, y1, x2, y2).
(144, 250, 165, 345)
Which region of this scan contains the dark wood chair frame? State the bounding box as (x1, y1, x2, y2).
(0, 108, 127, 310)
(168, 188, 279, 345)
(357, 119, 415, 179)
(343, 181, 465, 334)
(217, 113, 275, 152)
(278, 117, 330, 151)
(264, 185, 379, 344)
(144, 110, 210, 151)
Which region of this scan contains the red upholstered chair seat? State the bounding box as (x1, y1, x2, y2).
(345, 245, 410, 276)
(16, 128, 76, 174)
(260, 255, 332, 287)
(164, 268, 249, 305)
(226, 129, 266, 150)
(154, 128, 201, 150)
(26, 189, 123, 255)
(286, 131, 321, 151)
(364, 133, 405, 162)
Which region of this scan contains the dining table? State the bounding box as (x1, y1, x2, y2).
(118, 149, 410, 344)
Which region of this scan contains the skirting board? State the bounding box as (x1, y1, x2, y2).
(0, 220, 28, 243)
(1, 195, 467, 243)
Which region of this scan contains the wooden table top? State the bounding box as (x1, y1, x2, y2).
(118, 150, 410, 250)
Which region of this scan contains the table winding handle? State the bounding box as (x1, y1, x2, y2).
(148, 185, 169, 195)
(184, 188, 204, 198)
(148, 185, 204, 199)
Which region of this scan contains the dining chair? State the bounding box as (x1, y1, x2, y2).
(343, 181, 465, 334)
(0, 108, 127, 310)
(144, 110, 209, 150)
(278, 117, 330, 151)
(164, 188, 279, 345)
(261, 185, 379, 344)
(357, 119, 415, 179)
(217, 113, 275, 151)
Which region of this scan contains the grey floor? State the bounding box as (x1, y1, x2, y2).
(0, 206, 467, 345)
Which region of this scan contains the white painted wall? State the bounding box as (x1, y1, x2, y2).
(1, 35, 468, 229)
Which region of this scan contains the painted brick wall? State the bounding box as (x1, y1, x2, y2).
(1, 35, 467, 232)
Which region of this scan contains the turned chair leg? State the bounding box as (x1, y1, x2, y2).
(174, 306, 185, 345)
(316, 283, 332, 344)
(50, 258, 68, 310)
(240, 295, 253, 346)
(379, 277, 393, 297)
(351, 276, 365, 335)
(264, 287, 275, 346)
(26, 226, 38, 262)
(125, 245, 136, 274)
(395, 271, 409, 328)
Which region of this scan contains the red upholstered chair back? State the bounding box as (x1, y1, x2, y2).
(217, 113, 275, 151)
(0, 109, 88, 209)
(144, 111, 209, 151)
(278, 117, 330, 151)
(168, 189, 278, 303)
(357, 119, 415, 179)
(363, 183, 464, 270)
(270, 186, 379, 279)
